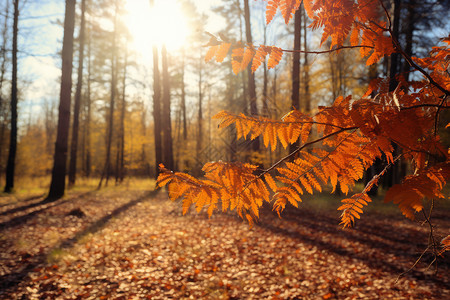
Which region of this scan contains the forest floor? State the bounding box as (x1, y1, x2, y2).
(0, 183, 449, 299)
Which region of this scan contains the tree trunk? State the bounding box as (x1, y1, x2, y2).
(68, 0, 86, 187)
(389, 0, 401, 92)
(119, 45, 127, 182)
(386, 0, 402, 187)
(303, 7, 310, 113)
(0, 1, 10, 182)
(161, 45, 174, 170)
(289, 8, 302, 154)
(152, 45, 162, 178)
(181, 49, 187, 141)
(4, 0, 19, 193)
(401, 0, 415, 81)
(84, 25, 92, 177)
(262, 19, 269, 117)
(47, 0, 76, 200)
(243, 0, 259, 152)
(196, 54, 203, 158)
(98, 0, 118, 189)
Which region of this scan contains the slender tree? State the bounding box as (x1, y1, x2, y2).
(196, 53, 203, 158)
(180, 49, 187, 141)
(149, 0, 163, 178)
(98, 0, 118, 188)
(84, 24, 92, 177)
(302, 7, 310, 113)
(161, 45, 174, 170)
(116, 42, 127, 183)
(0, 0, 10, 182)
(152, 45, 162, 178)
(47, 0, 76, 200)
(289, 8, 302, 154)
(4, 0, 18, 193)
(68, 0, 87, 187)
(243, 0, 259, 152)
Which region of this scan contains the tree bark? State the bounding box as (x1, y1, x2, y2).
(389, 0, 401, 92)
(243, 0, 259, 152)
(98, 0, 118, 189)
(303, 7, 310, 113)
(47, 0, 76, 200)
(289, 8, 302, 154)
(118, 45, 127, 182)
(161, 45, 174, 170)
(84, 24, 92, 177)
(196, 54, 203, 158)
(152, 45, 162, 178)
(181, 49, 187, 141)
(0, 1, 10, 182)
(262, 19, 269, 117)
(68, 0, 86, 187)
(401, 0, 415, 81)
(4, 0, 19, 193)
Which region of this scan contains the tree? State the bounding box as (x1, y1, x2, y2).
(158, 0, 450, 259)
(243, 0, 259, 152)
(4, 0, 19, 193)
(289, 8, 301, 154)
(152, 45, 163, 178)
(68, 0, 87, 187)
(115, 41, 127, 183)
(47, 0, 76, 200)
(161, 45, 174, 170)
(98, 0, 119, 189)
(0, 0, 11, 185)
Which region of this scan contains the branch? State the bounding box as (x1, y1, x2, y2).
(378, 0, 450, 96)
(262, 127, 358, 174)
(400, 103, 450, 111)
(280, 45, 374, 55)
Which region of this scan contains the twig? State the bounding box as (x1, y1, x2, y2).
(378, 0, 450, 96)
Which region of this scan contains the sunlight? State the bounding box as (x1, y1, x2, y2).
(125, 0, 190, 57)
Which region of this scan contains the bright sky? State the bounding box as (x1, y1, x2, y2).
(17, 0, 224, 120)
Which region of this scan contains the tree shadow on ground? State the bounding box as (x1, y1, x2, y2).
(0, 192, 96, 232)
(0, 190, 157, 294)
(0, 194, 45, 209)
(257, 205, 450, 289)
(0, 195, 47, 216)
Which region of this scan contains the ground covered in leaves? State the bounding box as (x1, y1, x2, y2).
(0, 188, 449, 299)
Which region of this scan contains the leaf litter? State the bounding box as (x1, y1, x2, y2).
(0, 189, 449, 299)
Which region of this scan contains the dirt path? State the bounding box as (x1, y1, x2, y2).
(0, 189, 449, 299)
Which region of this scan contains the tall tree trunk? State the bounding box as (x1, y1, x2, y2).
(181, 49, 187, 141)
(47, 0, 76, 200)
(243, 0, 259, 152)
(262, 19, 269, 117)
(401, 0, 415, 81)
(303, 7, 310, 113)
(68, 0, 86, 187)
(0, 0, 10, 182)
(4, 0, 18, 193)
(196, 54, 203, 158)
(98, 0, 118, 189)
(161, 45, 174, 170)
(152, 45, 162, 178)
(84, 26, 92, 177)
(227, 62, 237, 161)
(289, 8, 302, 154)
(118, 45, 127, 182)
(386, 0, 402, 187)
(389, 0, 401, 92)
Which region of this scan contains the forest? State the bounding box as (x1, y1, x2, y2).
(0, 0, 449, 298)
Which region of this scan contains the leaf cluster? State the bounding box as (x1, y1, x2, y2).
(158, 1, 449, 234)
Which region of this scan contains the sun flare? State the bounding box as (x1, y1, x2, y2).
(125, 0, 190, 57)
